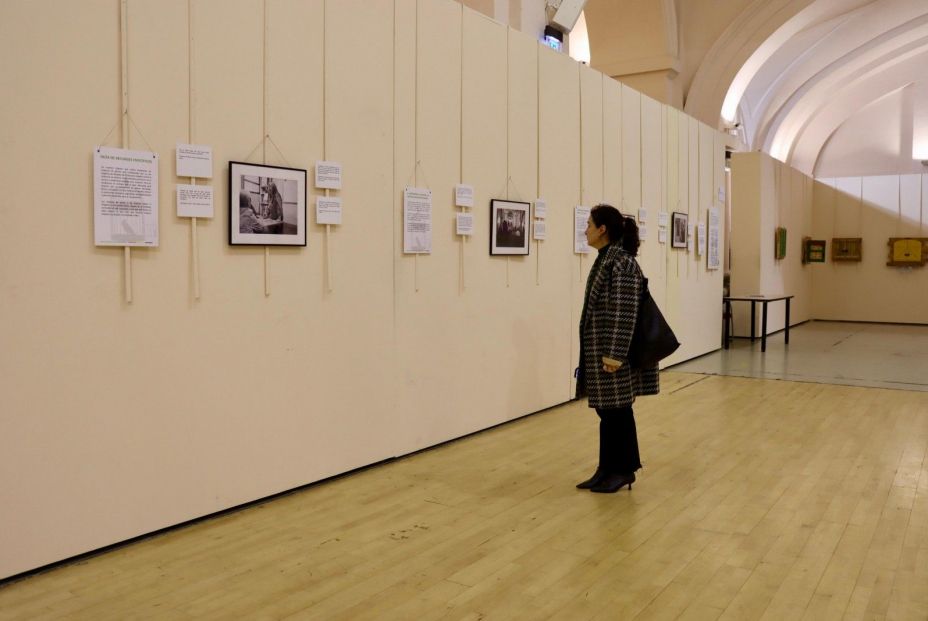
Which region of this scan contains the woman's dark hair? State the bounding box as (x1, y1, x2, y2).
(591, 203, 640, 256)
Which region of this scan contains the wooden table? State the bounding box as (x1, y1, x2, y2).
(723, 294, 794, 352)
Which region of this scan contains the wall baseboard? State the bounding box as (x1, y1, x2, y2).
(810, 318, 928, 328)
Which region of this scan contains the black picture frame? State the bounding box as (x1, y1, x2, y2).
(229, 161, 307, 246)
(671, 212, 688, 248)
(490, 199, 530, 255)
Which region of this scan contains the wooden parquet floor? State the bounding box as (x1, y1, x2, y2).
(1, 372, 927, 620)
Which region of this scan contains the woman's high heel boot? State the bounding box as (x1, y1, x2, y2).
(590, 472, 635, 493)
(576, 467, 606, 489)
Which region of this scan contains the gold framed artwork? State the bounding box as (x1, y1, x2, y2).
(886, 238, 928, 267)
(832, 237, 862, 262)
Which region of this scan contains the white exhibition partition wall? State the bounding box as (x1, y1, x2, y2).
(0, 0, 725, 579)
(729, 152, 814, 336)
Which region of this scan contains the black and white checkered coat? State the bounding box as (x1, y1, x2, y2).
(577, 244, 660, 408)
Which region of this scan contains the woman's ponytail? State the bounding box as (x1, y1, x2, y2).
(619, 215, 640, 256)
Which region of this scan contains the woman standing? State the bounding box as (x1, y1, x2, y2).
(576, 204, 659, 493)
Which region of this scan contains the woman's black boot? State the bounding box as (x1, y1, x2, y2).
(576, 467, 606, 489)
(590, 472, 635, 493)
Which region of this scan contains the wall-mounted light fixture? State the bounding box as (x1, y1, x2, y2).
(543, 25, 563, 52)
(543, 0, 590, 64)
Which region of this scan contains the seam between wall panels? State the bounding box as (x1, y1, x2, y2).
(188, 0, 194, 144)
(895, 175, 901, 237)
(578, 62, 584, 389)
(620, 86, 625, 209)
(263, 0, 267, 164)
(415, 0, 419, 189)
(697, 120, 701, 282)
(460, 3, 464, 187)
(459, 4, 465, 291)
(322, 0, 326, 159)
(668, 108, 674, 287)
(578, 65, 583, 205)
(392, 0, 398, 353)
(659, 109, 667, 350)
(535, 39, 541, 288)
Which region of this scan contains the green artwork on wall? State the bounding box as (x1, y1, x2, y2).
(775, 227, 787, 260)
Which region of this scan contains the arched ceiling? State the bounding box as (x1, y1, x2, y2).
(467, 0, 928, 177)
(685, 0, 928, 176)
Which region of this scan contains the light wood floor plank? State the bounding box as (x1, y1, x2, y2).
(2, 372, 928, 620)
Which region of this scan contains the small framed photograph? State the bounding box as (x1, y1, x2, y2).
(229, 161, 307, 246)
(490, 199, 530, 255)
(671, 212, 688, 248)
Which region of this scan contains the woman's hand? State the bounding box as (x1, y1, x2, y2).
(601, 357, 622, 373)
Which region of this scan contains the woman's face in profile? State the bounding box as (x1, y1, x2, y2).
(586, 217, 606, 248)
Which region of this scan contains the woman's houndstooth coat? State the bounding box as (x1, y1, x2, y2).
(576, 243, 660, 408)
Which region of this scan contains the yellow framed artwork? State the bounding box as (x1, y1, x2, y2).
(886, 238, 927, 267)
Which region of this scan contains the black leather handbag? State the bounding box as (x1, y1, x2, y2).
(629, 278, 680, 367)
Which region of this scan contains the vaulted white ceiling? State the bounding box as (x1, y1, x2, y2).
(684, 0, 928, 177)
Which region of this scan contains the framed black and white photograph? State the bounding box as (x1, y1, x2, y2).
(229, 161, 306, 246)
(490, 199, 530, 255)
(671, 211, 688, 249)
